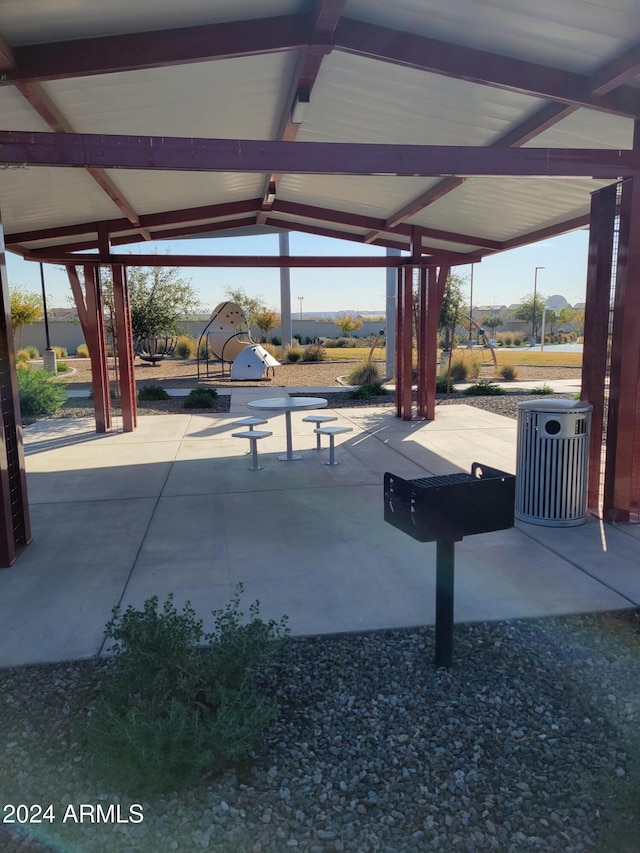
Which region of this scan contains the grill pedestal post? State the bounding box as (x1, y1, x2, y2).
(435, 540, 455, 667)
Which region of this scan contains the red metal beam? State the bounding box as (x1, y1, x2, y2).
(0, 34, 14, 67)
(258, 0, 346, 223)
(31, 252, 411, 268)
(334, 19, 640, 117)
(603, 177, 640, 522)
(365, 39, 640, 240)
(0, 212, 31, 566)
(5, 198, 262, 246)
(2, 131, 640, 177)
(500, 214, 590, 251)
(581, 183, 617, 516)
(6, 15, 310, 83)
(275, 199, 502, 249)
(12, 82, 150, 237)
(112, 265, 137, 433)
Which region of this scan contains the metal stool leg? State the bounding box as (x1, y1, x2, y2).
(315, 429, 323, 451)
(325, 435, 337, 466)
(250, 438, 262, 471)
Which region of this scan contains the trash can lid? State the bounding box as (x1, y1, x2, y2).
(517, 397, 593, 413)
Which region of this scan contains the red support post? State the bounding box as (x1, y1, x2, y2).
(0, 211, 31, 566)
(603, 177, 640, 522)
(424, 266, 441, 421)
(395, 267, 403, 419)
(112, 265, 137, 432)
(67, 265, 111, 432)
(401, 265, 414, 420)
(417, 267, 428, 418)
(581, 183, 617, 515)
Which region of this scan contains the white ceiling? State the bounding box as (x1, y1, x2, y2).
(0, 0, 638, 263)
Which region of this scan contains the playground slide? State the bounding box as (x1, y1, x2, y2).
(203, 301, 280, 380)
(207, 301, 253, 362)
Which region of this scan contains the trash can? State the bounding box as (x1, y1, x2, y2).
(515, 398, 593, 527)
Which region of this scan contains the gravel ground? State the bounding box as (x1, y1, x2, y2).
(1, 611, 640, 852)
(13, 357, 635, 852)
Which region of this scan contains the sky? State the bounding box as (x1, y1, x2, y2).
(5, 228, 590, 315)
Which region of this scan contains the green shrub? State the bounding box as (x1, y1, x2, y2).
(346, 381, 388, 399)
(18, 368, 67, 421)
(301, 345, 327, 362)
(56, 362, 71, 373)
(86, 586, 289, 794)
(530, 384, 554, 395)
(463, 379, 506, 396)
(345, 361, 380, 385)
(25, 345, 40, 359)
(283, 346, 303, 363)
(499, 364, 518, 381)
(436, 374, 453, 393)
(175, 336, 196, 359)
(183, 387, 218, 409)
(270, 336, 281, 346)
(53, 346, 68, 358)
(449, 359, 468, 382)
(15, 349, 31, 363)
(138, 384, 170, 401)
(75, 343, 89, 358)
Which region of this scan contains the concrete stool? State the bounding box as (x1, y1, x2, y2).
(232, 416, 268, 430)
(232, 417, 268, 452)
(302, 414, 338, 449)
(314, 425, 353, 466)
(231, 430, 272, 471)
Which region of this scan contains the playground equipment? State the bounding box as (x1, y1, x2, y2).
(197, 301, 279, 380)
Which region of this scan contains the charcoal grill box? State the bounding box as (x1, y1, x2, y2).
(384, 463, 515, 543)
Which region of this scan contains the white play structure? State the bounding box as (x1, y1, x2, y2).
(197, 301, 280, 380)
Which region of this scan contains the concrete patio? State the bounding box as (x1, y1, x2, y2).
(1, 391, 638, 668)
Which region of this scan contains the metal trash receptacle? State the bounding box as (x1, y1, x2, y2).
(516, 398, 593, 527)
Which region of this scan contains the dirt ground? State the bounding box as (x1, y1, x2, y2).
(60, 356, 581, 390)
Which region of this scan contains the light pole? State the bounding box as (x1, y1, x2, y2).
(298, 296, 304, 319)
(532, 266, 545, 344)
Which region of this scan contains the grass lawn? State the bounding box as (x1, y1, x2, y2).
(320, 346, 582, 368)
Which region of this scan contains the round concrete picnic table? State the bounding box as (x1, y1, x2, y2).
(247, 396, 328, 460)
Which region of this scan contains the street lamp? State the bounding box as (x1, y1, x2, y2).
(532, 266, 545, 344)
(298, 296, 304, 319)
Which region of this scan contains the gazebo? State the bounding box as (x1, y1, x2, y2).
(1, 0, 639, 565)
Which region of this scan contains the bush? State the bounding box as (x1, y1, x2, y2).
(86, 586, 289, 794)
(15, 349, 31, 363)
(449, 359, 468, 382)
(499, 364, 518, 381)
(463, 379, 506, 396)
(302, 345, 326, 362)
(346, 381, 388, 399)
(25, 345, 40, 359)
(56, 362, 71, 373)
(18, 368, 67, 420)
(436, 374, 453, 393)
(53, 346, 68, 358)
(75, 343, 89, 358)
(283, 346, 303, 363)
(345, 361, 380, 385)
(138, 384, 170, 401)
(183, 387, 218, 409)
(270, 336, 281, 346)
(175, 336, 196, 359)
(334, 338, 358, 348)
(530, 384, 554, 395)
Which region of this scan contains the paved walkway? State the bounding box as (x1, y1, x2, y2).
(1, 393, 637, 668)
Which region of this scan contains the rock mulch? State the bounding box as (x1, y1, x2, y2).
(1, 612, 639, 852)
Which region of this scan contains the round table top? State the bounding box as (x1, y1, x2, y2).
(247, 396, 328, 411)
